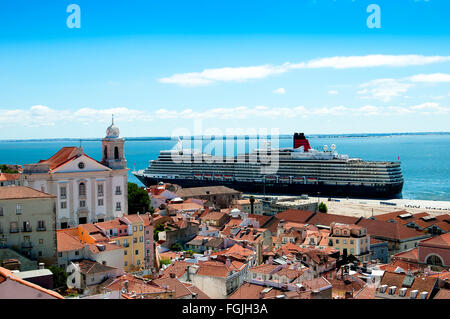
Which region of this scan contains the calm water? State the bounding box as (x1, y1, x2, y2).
(0, 135, 449, 201)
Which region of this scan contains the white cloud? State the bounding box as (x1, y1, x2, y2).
(358, 78, 414, 102)
(159, 55, 450, 86)
(328, 90, 339, 95)
(408, 73, 450, 83)
(273, 88, 286, 94)
(1, 102, 448, 129)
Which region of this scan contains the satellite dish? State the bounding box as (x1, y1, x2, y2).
(323, 145, 328, 151)
(331, 144, 336, 151)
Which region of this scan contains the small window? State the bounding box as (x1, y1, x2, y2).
(98, 184, 104, 197)
(139, 225, 143, 231)
(115, 186, 121, 195)
(80, 200, 86, 208)
(98, 199, 104, 206)
(78, 162, 85, 169)
(58, 252, 63, 257)
(124, 250, 128, 255)
(135, 250, 139, 255)
(61, 201, 67, 209)
(79, 182, 86, 196)
(60, 222, 68, 229)
(60, 187, 67, 199)
(75, 251, 79, 256)
(116, 202, 121, 211)
(0, 207, 3, 216)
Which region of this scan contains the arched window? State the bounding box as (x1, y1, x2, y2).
(79, 182, 86, 196)
(426, 255, 443, 266)
(114, 146, 119, 160)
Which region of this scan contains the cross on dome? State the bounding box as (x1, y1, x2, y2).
(106, 114, 120, 138)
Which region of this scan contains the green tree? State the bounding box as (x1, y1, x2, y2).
(170, 243, 183, 251)
(319, 202, 328, 213)
(154, 223, 165, 241)
(48, 265, 68, 290)
(0, 164, 18, 174)
(128, 182, 150, 214)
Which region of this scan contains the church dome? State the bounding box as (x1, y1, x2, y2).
(106, 115, 120, 138)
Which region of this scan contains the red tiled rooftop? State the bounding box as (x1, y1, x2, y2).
(0, 267, 64, 299)
(0, 186, 55, 200)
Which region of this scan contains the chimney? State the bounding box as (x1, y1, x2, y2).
(226, 258, 231, 268)
(38, 263, 45, 270)
(259, 291, 266, 299)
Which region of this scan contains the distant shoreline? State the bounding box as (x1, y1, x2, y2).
(0, 131, 449, 143)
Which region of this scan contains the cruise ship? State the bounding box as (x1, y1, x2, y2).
(133, 133, 404, 198)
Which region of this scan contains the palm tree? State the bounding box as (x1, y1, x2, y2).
(249, 196, 255, 215)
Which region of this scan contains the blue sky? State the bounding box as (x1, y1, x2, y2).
(0, 0, 449, 139)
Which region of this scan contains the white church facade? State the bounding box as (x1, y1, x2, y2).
(21, 118, 128, 229)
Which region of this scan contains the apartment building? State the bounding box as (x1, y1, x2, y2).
(328, 222, 371, 262)
(0, 186, 57, 265)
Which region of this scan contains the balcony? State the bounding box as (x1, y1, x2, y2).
(10, 228, 19, 233)
(22, 226, 32, 232)
(22, 242, 33, 249)
(115, 191, 122, 196)
(123, 243, 130, 248)
(36, 227, 47, 232)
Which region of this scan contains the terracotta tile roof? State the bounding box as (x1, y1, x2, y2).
(0, 266, 64, 299)
(202, 211, 228, 221)
(0, 173, 20, 181)
(153, 277, 193, 299)
(419, 232, 450, 247)
(248, 214, 274, 227)
(228, 282, 285, 299)
(161, 260, 191, 278)
(75, 259, 118, 274)
(354, 285, 376, 299)
(38, 147, 81, 170)
(370, 237, 388, 245)
(57, 229, 84, 252)
(275, 267, 305, 280)
(393, 248, 419, 262)
(176, 186, 241, 197)
(95, 219, 124, 230)
(374, 210, 424, 223)
(249, 263, 279, 274)
(356, 218, 429, 241)
(211, 244, 254, 260)
(167, 202, 203, 212)
(301, 276, 332, 291)
(329, 275, 366, 294)
(0, 186, 55, 200)
(196, 261, 233, 278)
(307, 213, 359, 227)
(426, 271, 450, 281)
(275, 209, 316, 224)
(106, 274, 170, 295)
(378, 272, 438, 299)
(182, 282, 211, 299)
(434, 288, 450, 299)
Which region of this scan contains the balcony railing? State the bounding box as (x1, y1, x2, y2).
(22, 227, 32, 232)
(36, 227, 46, 232)
(123, 243, 130, 247)
(22, 242, 33, 249)
(10, 228, 19, 233)
(115, 191, 122, 195)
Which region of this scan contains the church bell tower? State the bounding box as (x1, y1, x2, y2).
(101, 115, 127, 170)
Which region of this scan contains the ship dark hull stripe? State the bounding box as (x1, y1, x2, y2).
(134, 175, 403, 199)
